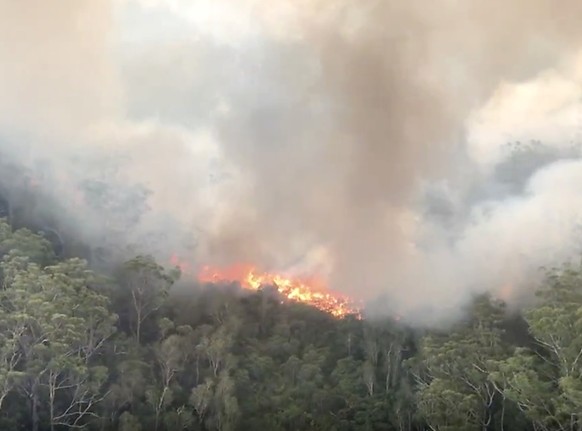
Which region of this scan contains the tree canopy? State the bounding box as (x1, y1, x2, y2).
(0, 215, 579, 430)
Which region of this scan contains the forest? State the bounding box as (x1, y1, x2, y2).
(2, 0, 582, 428)
(5, 0, 582, 428)
(0, 188, 581, 431)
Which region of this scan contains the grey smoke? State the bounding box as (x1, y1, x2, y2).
(1, 0, 582, 325)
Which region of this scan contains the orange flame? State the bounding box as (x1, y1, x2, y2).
(199, 264, 361, 318)
(170, 255, 360, 318)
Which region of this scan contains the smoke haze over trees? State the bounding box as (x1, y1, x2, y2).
(2, 1, 582, 322)
(0, 1, 582, 426)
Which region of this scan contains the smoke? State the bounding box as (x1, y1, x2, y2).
(2, 0, 582, 324)
(0, 0, 122, 139)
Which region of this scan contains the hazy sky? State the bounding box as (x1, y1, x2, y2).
(119, 0, 582, 168)
(2, 0, 582, 324)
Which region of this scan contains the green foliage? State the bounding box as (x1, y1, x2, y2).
(0, 219, 55, 264)
(414, 295, 510, 430)
(116, 255, 177, 344)
(3, 216, 582, 430)
(489, 261, 582, 430)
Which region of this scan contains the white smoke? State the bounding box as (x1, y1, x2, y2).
(1, 0, 582, 325)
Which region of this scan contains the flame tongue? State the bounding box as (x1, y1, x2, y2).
(198, 264, 360, 318)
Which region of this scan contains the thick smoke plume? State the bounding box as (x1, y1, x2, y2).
(1, 0, 582, 324)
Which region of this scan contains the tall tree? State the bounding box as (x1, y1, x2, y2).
(415, 295, 509, 431)
(1, 254, 117, 430)
(492, 262, 582, 430)
(117, 255, 177, 344)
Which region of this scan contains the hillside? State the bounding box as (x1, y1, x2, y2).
(0, 214, 578, 430)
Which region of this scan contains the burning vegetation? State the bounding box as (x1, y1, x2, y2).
(171, 255, 361, 318)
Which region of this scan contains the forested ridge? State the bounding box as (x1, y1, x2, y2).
(4, 0, 582, 427)
(0, 215, 580, 431)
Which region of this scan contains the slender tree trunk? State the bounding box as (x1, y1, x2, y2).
(155, 386, 168, 431)
(500, 394, 505, 431)
(195, 355, 200, 384)
(135, 308, 142, 344)
(49, 372, 56, 431)
(0, 390, 9, 411)
(31, 380, 40, 431)
(50, 398, 55, 431)
(131, 290, 142, 344)
(482, 410, 489, 431)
